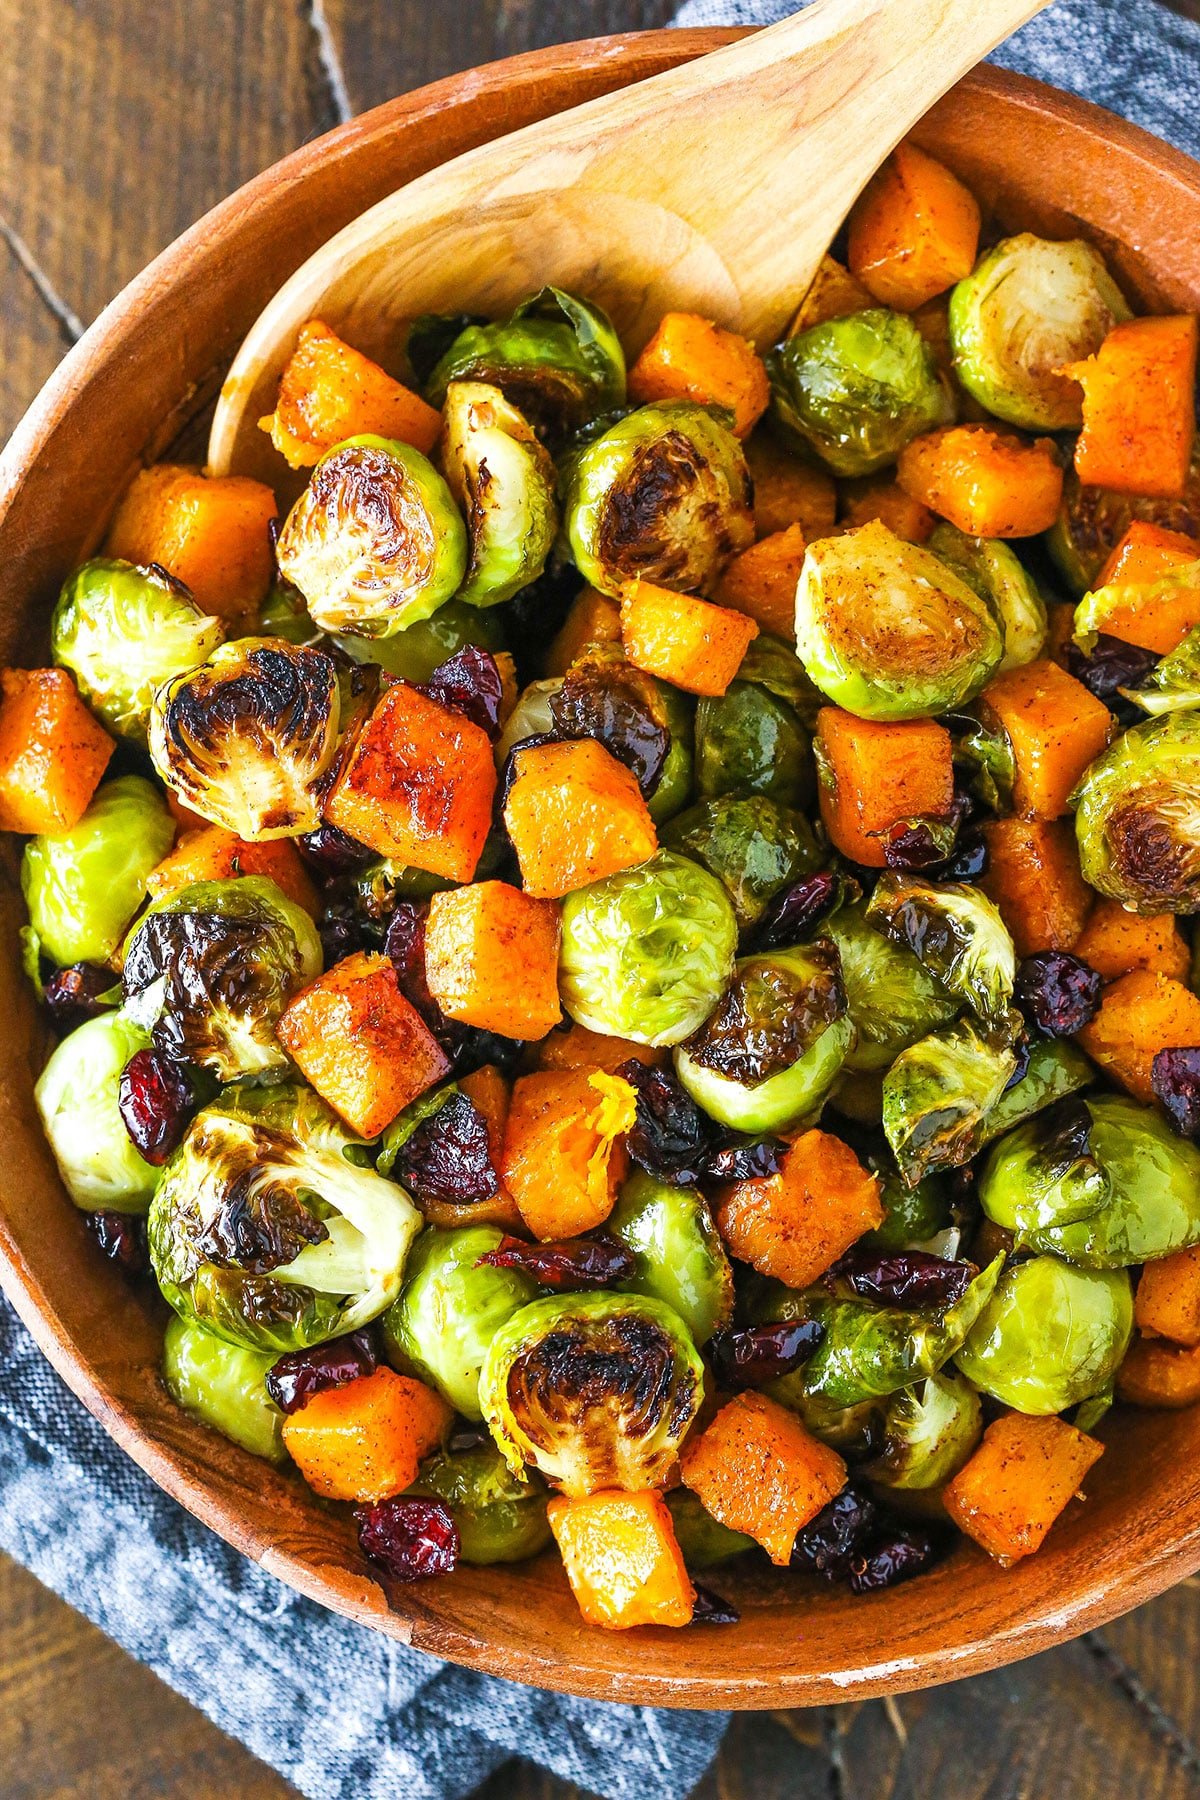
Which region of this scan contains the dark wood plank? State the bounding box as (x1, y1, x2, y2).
(0, 229, 72, 445)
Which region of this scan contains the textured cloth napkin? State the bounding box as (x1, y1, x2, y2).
(2, 4, 1198, 1797)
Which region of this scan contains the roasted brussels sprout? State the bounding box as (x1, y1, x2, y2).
(51, 558, 224, 741)
(425, 287, 626, 437)
(695, 680, 814, 806)
(564, 402, 754, 599)
(979, 1094, 1200, 1267)
(149, 1082, 421, 1352)
(21, 776, 174, 969)
(975, 1037, 1093, 1149)
(666, 1488, 754, 1567)
(149, 637, 341, 840)
(824, 900, 959, 1074)
(608, 1170, 734, 1344)
(883, 1017, 1019, 1186)
(122, 876, 322, 1080)
(381, 1225, 538, 1418)
(35, 1010, 159, 1211)
(162, 1314, 287, 1462)
(928, 523, 1048, 671)
(865, 874, 1016, 1029)
(479, 1291, 704, 1495)
(955, 1254, 1133, 1414)
(950, 712, 1015, 814)
(767, 308, 952, 477)
(736, 633, 826, 730)
(861, 1168, 954, 1255)
(662, 795, 823, 927)
(674, 942, 852, 1133)
(1072, 712, 1200, 913)
(558, 850, 738, 1046)
(862, 1369, 981, 1489)
(1120, 625, 1200, 717)
(407, 1444, 552, 1564)
(948, 233, 1131, 430)
(439, 382, 558, 607)
(257, 580, 323, 647)
(275, 436, 467, 638)
(335, 597, 505, 683)
(1046, 453, 1200, 597)
(546, 649, 696, 824)
(796, 522, 1004, 720)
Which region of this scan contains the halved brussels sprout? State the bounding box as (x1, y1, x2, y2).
(122, 875, 321, 1080)
(883, 1017, 1019, 1187)
(381, 1224, 538, 1418)
(564, 402, 754, 599)
(425, 287, 626, 437)
(558, 850, 738, 1047)
(948, 233, 1131, 430)
(275, 436, 467, 637)
(796, 522, 1004, 719)
(662, 795, 822, 927)
(407, 1444, 551, 1564)
(955, 1254, 1133, 1414)
(496, 676, 561, 761)
(35, 1010, 158, 1211)
(862, 1369, 981, 1489)
(335, 596, 505, 682)
(1072, 712, 1200, 913)
(149, 1082, 421, 1352)
(149, 637, 341, 840)
(479, 1291, 704, 1495)
(1046, 454, 1200, 597)
(928, 523, 1048, 671)
(824, 899, 959, 1074)
(666, 1488, 755, 1567)
(865, 873, 1016, 1029)
(674, 941, 851, 1133)
(608, 1170, 733, 1344)
(439, 381, 558, 607)
(21, 775, 174, 969)
(767, 308, 952, 477)
(979, 1094, 1200, 1267)
(1120, 625, 1200, 717)
(975, 1037, 1093, 1149)
(861, 1168, 953, 1254)
(695, 680, 814, 806)
(51, 557, 224, 741)
(162, 1314, 287, 1463)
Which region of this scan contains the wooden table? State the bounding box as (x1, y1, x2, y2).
(4, 2, 1200, 1796)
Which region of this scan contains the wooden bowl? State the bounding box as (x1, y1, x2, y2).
(2, 30, 1200, 1710)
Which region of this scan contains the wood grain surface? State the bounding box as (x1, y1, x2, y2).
(3, 2, 1200, 1798)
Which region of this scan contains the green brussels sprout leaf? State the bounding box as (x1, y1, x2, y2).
(866, 873, 1016, 1028)
(1120, 624, 1200, 717)
(862, 1369, 982, 1489)
(439, 381, 559, 607)
(824, 900, 959, 1074)
(662, 794, 823, 927)
(407, 1444, 552, 1564)
(929, 522, 1048, 671)
(883, 1016, 1019, 1187)
(21, 776, 174, 969)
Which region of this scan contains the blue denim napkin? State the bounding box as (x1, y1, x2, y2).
(2, 3, 1198, 1796)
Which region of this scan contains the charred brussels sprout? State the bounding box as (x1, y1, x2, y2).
(558, 851, 738, 1046)
(824, 901, 959, 1074)
(564, 402, 754, 599)
(381, 1225, 538, 1418)
(662, 795, 822, 927)
(149, 637, 341, 840)
(407, 1444, 551, 1564)
(122, 876, 321, 1080)
(479, 1291, 704, 1495)
(865, 874, 1016, 1029)
(35, 1011, 158, 1211)
(335, 597, 505, 683)
(608, 1170, 734, 1344)
(796, 522, 1004, 720)
(948, 234, 1130, 430)
(956, 1254, 1132, 1414)
(862, 1369, 981, 1489)
(928, 524, 1048, 671)
(547, 650, 695, 824)
(1072, 712, 1200, 913)
(674, 942, 851, 1133)
(21, 776, 174, 969)
(666, 1488, 755, 1567)
(275, 436, 467, 638)
(695, 680, 814, 806)
(883, 1017, 1019, 1186)
(439, 381, 558, 607)
(149, 1082, 421, 1352)
(162, 1314, 287, 1462)
(51, 558, 224, 741)
(1046, 455, 1200, 597)
(767, 308, 952, 478)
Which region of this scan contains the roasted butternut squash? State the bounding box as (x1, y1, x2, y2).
(680, 1391, 846, 1566)
(501, 1068, 635, 1240)
(628, 312, 770, 438)
(716, 524, 807, 638)
(282, 1368, 451, 1503)
(544, 586, 623, 677)
(716, 1128, 883, 1288)
(1116, 1335, 1200, 1408)
(424, 880, 562, 1040)
(979, 818, 1093, 957)
(548, 1490, 696, 1630)
(837, 476, 935, 543)
(146, 826, 318, 914)
(503, 737, 657, 900)
(620, 579, 758, 697)
(1098, 519, 1200, 589)
(1086, 519, 1200, 655)
(787, 254, 874, 335)
(1064, 314, 1198, 499)
(533, 1023, 666, 1076)
(1076, 969, 1200, 1106)
(745, 433, 838, 539)
(105, 463, 278, 618)
(847, 141, 982, 311)
(897, 427, 1064, 539)
(1135, 1247, 1200, 1348)
(979, 659, 1111, 821)
(815, 707, 955, 868)
(0, 669, 114, 835)
(943, 1412, 1104, 1566)
(1073, 899, 1191, 985)
(262, 319, 440, 466)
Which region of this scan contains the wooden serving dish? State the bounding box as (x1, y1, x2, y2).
(2, 30, 1200, 1709)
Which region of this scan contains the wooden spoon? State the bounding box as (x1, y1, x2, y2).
(208, 0, 1049, 481)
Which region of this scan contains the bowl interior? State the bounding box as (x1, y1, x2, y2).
(2, 31, 1200, 1709)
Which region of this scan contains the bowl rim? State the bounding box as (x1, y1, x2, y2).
(4, 29, 1200, 1709)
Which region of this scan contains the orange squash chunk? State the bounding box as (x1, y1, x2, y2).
(1073, 899, 1191, 985)
(147, 826, 318, 914)
(628, 312, 769, 439)
(943, 1412, 1103, 1567)
(504, 737, 657, 900)
(716, 1128, 882, 1289)
(979, 659, 1111, 821)
(544, 586, 623, 677)
(847, 141, 982, 311)
(1098, 519, 1199, 589)
(106, 463, 278, 618)
(282, 1369, 451, 1503)
(1076, 970, 1200, 1106)
(815, 708, 954, 868)
(277, 950, 450, 1137)
(979, 818, 1092, 958)
(534, 1023, 666, 1076)
(837, 476, 934, 543)
(325, 682, 496, 882)
(1135, 1248, 1200, 1348)
(788, 254, 874, 335)
(680, 1391, 846, 1566)
(1064, 315, 1198, 499)
(1087, 519, 1200, 655)
(424, 881, 561, 1040)
(548, 1490, 696, 1630)
(1117, 1335, 1200, 1409)
(0, 668, 114, 835)
(262, 319, 440, 467)
(501, 1069, 635, 1240)
(897, 427, 1063, 538)
(620, 580, 758, 697)
(716, 524, 806, 638)
(745, 433, 838, 539)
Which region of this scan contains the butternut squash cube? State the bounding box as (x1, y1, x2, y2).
(282, 1368, 451, 1502)
(501, 1068, 635, 1240)
(262, 319, 441, 467)
(620, 580, 758, 697)
(544, 586, 623, 677)
(837, 476, 935, 543)
(1076, 969, 1200, 1106)
(979, 659, 1111, 821)
(897, 427, 1063, 539)
(1088, 519, 1200, 655)
(847, 142, 982, 311)
(715, 1128, 883, 1288)
(548, 1490, 696, 1630)
(147, 826, 318, 915)
(788, 254, 874, 336)
(533, 1022, 666, 1076)
(1117, 1335, 1200, 1409)
(1135, 1247, 1200, 1348)
(503, 737, 657, 900)
(1098, 520, 1199, 590)
(106, 463, 278, 618)
(628, 312, 769, 438)
(745, 433, 837, 539)
(980, 818, 1092, 957)
(716, 524, 807, 638)
(1073, 899, 1191, 985)
(680, 1391, 846, 1566)
(424, 880, 562, 1040)
(943, 1412, 1103, 1566)
(815, 707, 954, 868)
(1064, 315, 1198, 499)
(0, 669, 114, 835)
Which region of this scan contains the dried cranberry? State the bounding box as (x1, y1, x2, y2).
(832, 1251, 976, 1309)
(384, 903, 438, 1018)
(1066, 634, 1160, 703)
(791, 1486, 877, 1578)
(318, 896, 375, 967)
(742, 871, 844, 953)
(444, 1027, 527, 1081)
(85, 1210, 149, 1274)
(709, 1320, 824, 1390)
(1014, 951, 1103, 1037)
(618, 1059, 710, 1184)
(356, 1497, 460, 1582)
(1152, 1047, 1200, 1138)
(446, 1420, 491, 1454)
(550, 664, 669, 798)
(882, 816, 960, 871)
(699, 1137, 787, 1184)
(848, 1525, 943, 1594)
(296, 823, 376, 877)
(118, 1050, 196, 1166)
(266, 1331, 378, 1414)
(691, 1585, 739, 1625)
(936, 829, 988, 883)
(43, 963, 114, 1030)
(418, 646, 505, 740)
(477, 1233, 636, 1291)
(391, 1091, 499, 1207)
